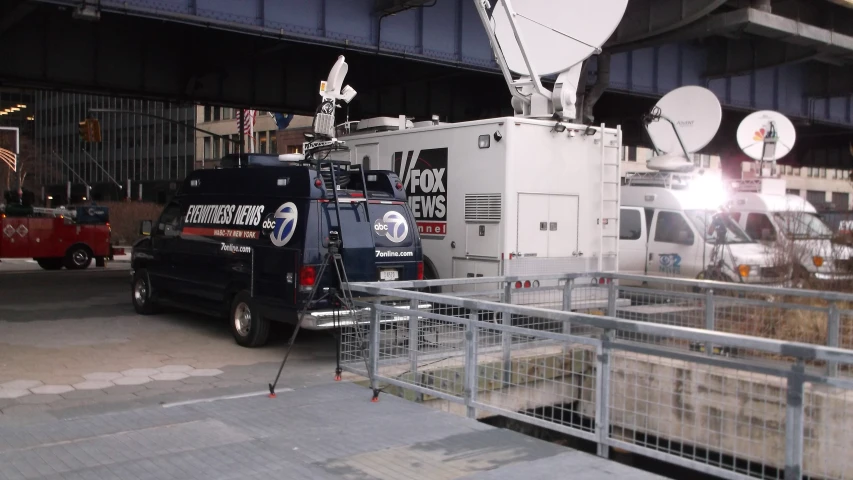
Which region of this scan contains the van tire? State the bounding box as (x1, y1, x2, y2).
(132, 269, 158, 315)
(229, 290, 271, 348)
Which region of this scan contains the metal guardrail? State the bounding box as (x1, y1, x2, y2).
(341, 274, 853, 480)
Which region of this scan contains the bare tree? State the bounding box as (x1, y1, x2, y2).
(0, 134, 62, 202)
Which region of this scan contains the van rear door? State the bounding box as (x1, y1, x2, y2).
(318, 200, 419, 283)
(368, 202, 419, 281)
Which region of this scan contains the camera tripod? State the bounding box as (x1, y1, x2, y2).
(268, 230, 373, 397)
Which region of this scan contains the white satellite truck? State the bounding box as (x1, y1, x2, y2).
(324, 0, 629, 294)
(725, 111, 853, 285)
(618, 86, 788, 286)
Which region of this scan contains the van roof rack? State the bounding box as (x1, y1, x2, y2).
(625, 171, 692, 189)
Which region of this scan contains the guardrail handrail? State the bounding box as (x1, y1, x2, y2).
(348, 281, 853, 365)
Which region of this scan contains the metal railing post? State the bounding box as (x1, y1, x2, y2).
(596, 328, 612, 458)
(369, 306, 380, 391)
(408, 298, 419, 382)
(502, 282, 512, 384)
(784, 361, 806, 480)
(562, 279, 574, 338)
(705, 289, 715, 356)
(606, 281, 617, 317)
(465, 310, 479, 419)
(827, 304, 840, 377)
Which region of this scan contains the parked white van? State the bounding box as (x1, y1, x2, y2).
(728, 178, 853, 284)
(619, 172, 789, 285)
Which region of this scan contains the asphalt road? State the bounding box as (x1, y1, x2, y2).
(0, 262, 340, 419)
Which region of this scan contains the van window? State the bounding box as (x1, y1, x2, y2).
(684, 210, 752, 244)
(745, 213, 777, 241)
(156, 203, 182, 237)
(619, 209, 642, 240)
(368, 203, 415, 248)
(321, 201, 415, 249)
(654, 211, 694, 245)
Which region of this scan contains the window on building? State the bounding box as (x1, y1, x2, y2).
(204, 106, 212, 123)
(269, 133, 277, 154)
(832, 192, 849, 210)
(287, 145, 301, 154)
(259, 133, 267, 154)
(626, 146, 637, 162)
(807, 190, 826, 206)
(213, 137, 221, 159)
(213, 108, 221, 121)
(203, 137, 211, 159)
(786, 188, 800, 196)
(703, 155, 711, 168)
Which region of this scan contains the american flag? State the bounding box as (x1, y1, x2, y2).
(241, 109, 256, 153)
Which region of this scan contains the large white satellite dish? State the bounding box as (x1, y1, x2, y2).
(736, 110, 796, 162)
(646, 86, 722, 155)
(487, 0, 629, 77)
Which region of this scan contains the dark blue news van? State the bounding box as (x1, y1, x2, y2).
(129, 153, 424, 347)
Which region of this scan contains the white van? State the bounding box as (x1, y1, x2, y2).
(728, 178, 853, 284)
(619, 173, 788, 285)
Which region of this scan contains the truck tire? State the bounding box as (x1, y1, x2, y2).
(132, 268, 158, 315)
(229, 290, 271, 348)
(64, 245, 92, 270)
(36, 258, 64, 270)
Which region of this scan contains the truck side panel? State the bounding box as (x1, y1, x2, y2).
(346, 121, 508, 281)
(503, 123, 620, 276)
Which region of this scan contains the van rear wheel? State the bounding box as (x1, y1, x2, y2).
(229, 291, 271, 348)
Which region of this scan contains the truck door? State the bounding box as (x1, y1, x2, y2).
(516, 193, 579, 257)
(355, 143, 379, 171)
(646, 210, 698, 279)
(618, 207, 648, 275)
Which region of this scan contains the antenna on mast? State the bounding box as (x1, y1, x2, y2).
(736, 110, 796, 178)
(473, 0, 629, 121)
(644, 86, 722, 173)
(312, 55, 357, 140)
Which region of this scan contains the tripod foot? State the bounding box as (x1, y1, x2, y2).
(371, 389, 380, 403)
(334, 367, 342, 382)
(268, 383, 277, 398)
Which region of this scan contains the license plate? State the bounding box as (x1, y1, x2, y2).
(379, 269, 399, 281)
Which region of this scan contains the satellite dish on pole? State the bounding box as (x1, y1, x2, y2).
(645, 86, 722, 172)
(736, 110, 796, 176)
(473, 0, 629, 121)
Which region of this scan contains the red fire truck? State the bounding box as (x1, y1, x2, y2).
(0, 203, 123, 270)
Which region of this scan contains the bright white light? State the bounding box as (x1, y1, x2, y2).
(687, 174, 728, 208)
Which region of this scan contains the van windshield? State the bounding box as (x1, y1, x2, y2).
(684, 209, 753, 244)
(772, 211, 833, 240)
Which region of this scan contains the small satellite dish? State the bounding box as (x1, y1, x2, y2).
(736, 110, 796, 162)
(646, 86, 722, 156)
(488, 0, 629, 77)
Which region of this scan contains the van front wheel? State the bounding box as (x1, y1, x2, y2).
(229, 291, 271, 348)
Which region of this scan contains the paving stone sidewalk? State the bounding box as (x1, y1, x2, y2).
(0, 381, 664, 480)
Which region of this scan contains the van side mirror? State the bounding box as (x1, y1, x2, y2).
(140, 220, 152, 236)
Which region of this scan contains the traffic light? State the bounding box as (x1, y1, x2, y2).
(78, 120, 91, 142)
(77, 118, 102, 143)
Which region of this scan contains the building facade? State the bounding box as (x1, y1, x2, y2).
(33, 91, 196, 203)
(194, 107, 313, 168)
(621, 146, 853, 210)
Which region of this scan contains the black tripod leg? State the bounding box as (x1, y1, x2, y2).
(333, 307, 343, 381)
(268, 254, 333, 397)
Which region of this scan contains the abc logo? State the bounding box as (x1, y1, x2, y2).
(262, 217, 276, 230)
(373, 211, 408, 244)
